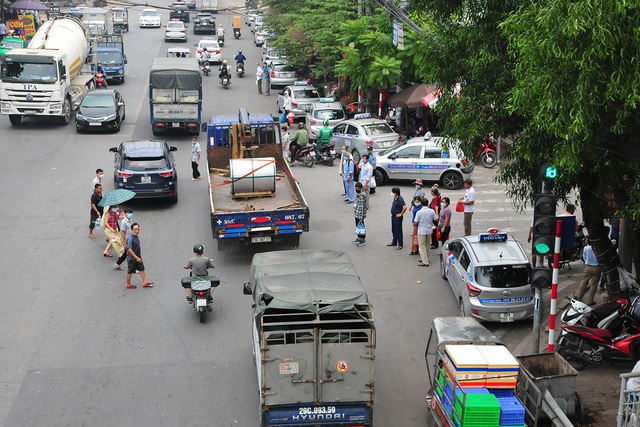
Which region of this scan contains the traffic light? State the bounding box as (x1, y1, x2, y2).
(537, 161, 558, 182)
(532, 194, 556, 257)
(531, 267, 553, 289)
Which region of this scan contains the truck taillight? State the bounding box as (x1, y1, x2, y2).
(117, 170, 132, 178)
(159, 169, 175, 178)
(466, 282, 481, 297)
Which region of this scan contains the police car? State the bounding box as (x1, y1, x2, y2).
(373, 136, 473, 190)
(440, 229, 534, 322)
(305, 98, 346, 141)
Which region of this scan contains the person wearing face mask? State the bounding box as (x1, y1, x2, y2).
(126, 223, 153, 289)
(342, 150, 355, 203)
(102, 205, 123, 259)
(413, 179, 426, 200)
(92, 168, 104, 191)
(387, 187, 407, 249)
(113, 207, 134, 271)
(429, 186, 442, 248)
(339, 145, 348, 197)
(353, 182, 368, 247)
(409, 195, 423, 255)
(437, 197, 452, 247)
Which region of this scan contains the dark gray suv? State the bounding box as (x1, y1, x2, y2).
(109, 140, 179, 203)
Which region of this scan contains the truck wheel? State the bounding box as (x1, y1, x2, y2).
(286, 235, 300, 248)
(59, 98, 71, 125)
(9, 115, 22, 126)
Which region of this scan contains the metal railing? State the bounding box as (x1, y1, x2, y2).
(617, 370, 640, 427)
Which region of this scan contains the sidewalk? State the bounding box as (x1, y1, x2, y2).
(516, 263, 630, 427)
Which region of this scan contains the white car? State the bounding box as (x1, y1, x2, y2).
(139, 8, 161, 28)
(165, 20, 187, 42)
(195, 39, 222, 63)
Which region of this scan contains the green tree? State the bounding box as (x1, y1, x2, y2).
(502, 0, 640, 298)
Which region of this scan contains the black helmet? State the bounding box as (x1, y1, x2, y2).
(298, 122, 304, 129)
(193, 244, 204, 254)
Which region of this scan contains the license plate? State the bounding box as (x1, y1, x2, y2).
(89, 122, 102, 126)
(251, 236, 272, 243)
(329, 149, 336, 155)
(141, 176, 151, 183)
(196, 298, 207, 307)
(499, 312, 514, 322)
(309, 151, 316, 156)
(172, 122, 180, 128)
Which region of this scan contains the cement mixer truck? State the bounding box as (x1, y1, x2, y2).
(0, 16, 94, 126)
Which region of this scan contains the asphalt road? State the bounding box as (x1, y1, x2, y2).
(0, 3, 543, 426)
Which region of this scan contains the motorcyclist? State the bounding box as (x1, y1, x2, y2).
(289, 122, 309, 166)
(94, 61, 108, 88)
(184, 244, 215, 302)
(234, 49, 246, 65)
(200, 48, 211, 67)
(316, 119, 333, 160)
(216, 23, 225, 42)
(219, 59, 231, 82)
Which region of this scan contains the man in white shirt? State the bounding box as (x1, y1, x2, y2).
(191, 136, 201, 180)
(255, 63, 263, 94)
(458, 179, 475, 236)
(414, 199, 439, 266)
(359, 154, 373, 209)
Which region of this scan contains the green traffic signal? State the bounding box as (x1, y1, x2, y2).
(544, 166, 557, 179)
(534, 241, 551, 255)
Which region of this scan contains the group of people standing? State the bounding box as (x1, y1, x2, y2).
(88, 169, 152, 290)
(336, 151, 474, 264)
(255, 62, 272, 96)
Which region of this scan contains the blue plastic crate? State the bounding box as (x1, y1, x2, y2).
(498, 397, 525, 426)
(489, 388, 514, 398)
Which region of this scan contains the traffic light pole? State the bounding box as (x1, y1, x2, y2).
(532, 288, 542, 353)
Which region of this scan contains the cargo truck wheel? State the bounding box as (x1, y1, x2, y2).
(59, 97, 71, 125)
(286, 235, 300, 248)
(9, 115, 22, 126)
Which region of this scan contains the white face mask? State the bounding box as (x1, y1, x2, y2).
(415, 185, 421, 189)
(111, 207, 118, 213)
(98, 173, 104, 179)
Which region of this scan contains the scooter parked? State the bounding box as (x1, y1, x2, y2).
(475, 137, 497, 168)
(557, 296, 640, 370)
(181, 275, 220, 323)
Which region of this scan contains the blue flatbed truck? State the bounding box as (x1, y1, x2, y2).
(204, 108, 309, 250)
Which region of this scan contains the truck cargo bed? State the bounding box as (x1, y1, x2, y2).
(208, 170, 301, 212)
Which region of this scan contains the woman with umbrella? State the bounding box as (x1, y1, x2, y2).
(98, 189, 136, 258)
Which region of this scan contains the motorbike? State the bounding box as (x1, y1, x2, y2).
(560, 295, 630, 329)
(181, 275, 220, 323)
(557, 296, 640, 370)
(201, 60, 211, 76)
(218, 35, 225, 47)
(95, 72, 107, 89)
(475, 137, 497, 168)
(220, 75, 230, 89)
(289, 143, 316, 167)
(235, 62, 245, 77)
(315, 142, 336, 166)
(233, 27, 241, 39)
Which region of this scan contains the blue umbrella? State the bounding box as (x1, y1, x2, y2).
(98, 189, 136, 207)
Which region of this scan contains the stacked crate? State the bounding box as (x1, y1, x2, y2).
(443, 345, 488, 388)
(475, 346, 520, 389)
